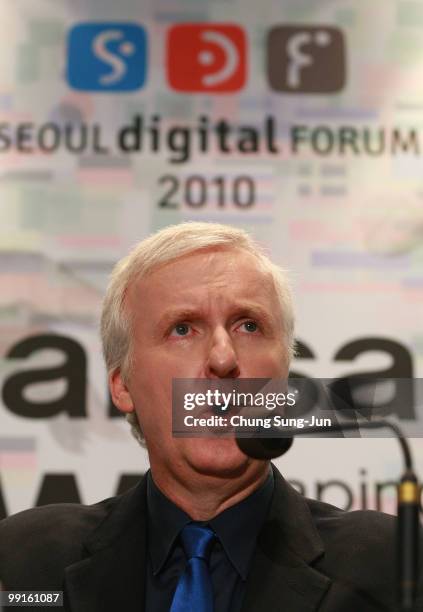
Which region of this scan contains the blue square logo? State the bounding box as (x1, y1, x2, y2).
(67, 23, 147, 92)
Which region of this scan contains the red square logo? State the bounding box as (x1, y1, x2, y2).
(167, 24, 246, 92)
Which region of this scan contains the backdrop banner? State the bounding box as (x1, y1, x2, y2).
(0, 0, 422, 518)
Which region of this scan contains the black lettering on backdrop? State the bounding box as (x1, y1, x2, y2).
(287, 479, 306, 496)
(290, 125, 420, 156)
(115, 474, 144, 495)
(359, 468, 369, 510)
(38, 123, 60, 152)
(17, 123, 33, 152)
(0, 117, 421, 159)
(238, 127, 259, 153)
(35, 474, 81, 506)
(2, 334, 87, 419)
(0, 473, 421, 518)
(1, 333, 415, 421)
(331, 338, 415, 419)
(316, 479, 354, 511)
(168, 127, 190, 163)
(65, 124, 88, 153)
(118, 115, 143, 152)
(34, 473, 144, 507)
(339, 127, 360, 154)
(288, 339, 319, 416)
(291, 338, 315, 361)
(0, 123, 11, 151)
(363, 128, 385, 156)
(392, 128, 419, 154)
(93, 124, 109, 154)
(0, 473, 145, 518)
(158, 174, 256, 210)
(0, 478, 7, 520)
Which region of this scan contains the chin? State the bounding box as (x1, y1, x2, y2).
(182, 437, 258, 478)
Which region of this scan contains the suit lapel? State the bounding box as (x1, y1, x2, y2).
(64, 477, 148, 612)
(241, 466, 331, 612)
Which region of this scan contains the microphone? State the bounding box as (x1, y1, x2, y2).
(398, 470, 420, 611)
(236, 435, 293, 459)
(236, 419, 420, 612)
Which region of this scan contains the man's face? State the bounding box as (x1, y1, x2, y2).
(111, 247, 288, 481)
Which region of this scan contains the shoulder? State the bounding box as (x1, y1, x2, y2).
(0, 496, 119, 589)
(306, 496, 411, 600)
(0, 495, 118, 547)
(307, 494, 396, 533)
(271, 467, 418, 607)
(306, 495, 397, 557)
(273, 466, 397, 558)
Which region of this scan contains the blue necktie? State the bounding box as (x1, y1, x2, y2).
(170, 523, 215, 612)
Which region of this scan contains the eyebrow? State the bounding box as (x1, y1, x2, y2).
(157, 308, 201, 330)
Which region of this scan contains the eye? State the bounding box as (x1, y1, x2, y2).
(239, 320, 259, 333)
(170, 323, 191, 337)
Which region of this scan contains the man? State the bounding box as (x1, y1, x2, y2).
(0, 221, 421, 611)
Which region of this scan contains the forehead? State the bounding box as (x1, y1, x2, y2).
(128, 247, 279, 312)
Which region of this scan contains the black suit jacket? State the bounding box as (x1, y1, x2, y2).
(0, 465, 422, 611)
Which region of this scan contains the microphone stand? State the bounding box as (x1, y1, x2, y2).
(237, 419, 420, 612)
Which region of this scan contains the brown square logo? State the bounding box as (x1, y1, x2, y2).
(267, 26, 346, 93)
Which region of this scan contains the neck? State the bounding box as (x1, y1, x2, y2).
(150, 461, 270, 520)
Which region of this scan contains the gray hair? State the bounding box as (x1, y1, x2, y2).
(100, 221, 295, 444)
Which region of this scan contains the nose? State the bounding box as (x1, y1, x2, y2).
(204, 327, 240, 378)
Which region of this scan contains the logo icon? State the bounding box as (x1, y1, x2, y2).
(267, 26, 345, 93)
(167, 24, 246, 92)
(67, 23, 147, 91)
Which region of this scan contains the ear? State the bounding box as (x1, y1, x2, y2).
(109, 368, 134, 414)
